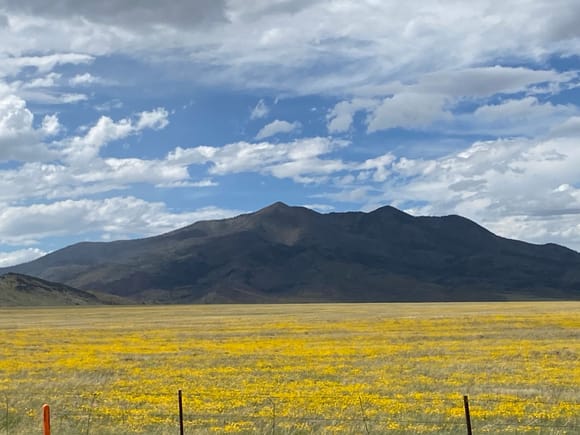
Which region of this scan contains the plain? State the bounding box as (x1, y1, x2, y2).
(0, 302, 578, 434)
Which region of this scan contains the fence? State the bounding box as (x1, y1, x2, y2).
(3, 390, 578, 434)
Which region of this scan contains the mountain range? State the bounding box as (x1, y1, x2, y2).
(1, 202, 579, 304)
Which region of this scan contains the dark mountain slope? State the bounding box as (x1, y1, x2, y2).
(0, 273, 124, 306)
(2, 202, 579, 303)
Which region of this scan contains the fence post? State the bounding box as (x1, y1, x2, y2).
(42, 404, 51, 435)
(178, 390, 184, 435)
(463, 395, 472, 435)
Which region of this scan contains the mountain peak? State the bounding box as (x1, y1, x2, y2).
(259, 201, 290, 212)
(251, 202, 292, 218)
(371, 205, 408, 214)
(369, 205, 412, 220)
(253, 202, 316, 217)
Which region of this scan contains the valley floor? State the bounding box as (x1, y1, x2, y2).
(0, 302, 578, 434)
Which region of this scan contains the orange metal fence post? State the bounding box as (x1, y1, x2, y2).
(42, 404, 51, 435)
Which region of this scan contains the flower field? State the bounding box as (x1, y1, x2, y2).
(0, 302, 578, 434)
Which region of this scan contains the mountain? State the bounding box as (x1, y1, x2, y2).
(0, 273, 124, 306)
(2, 202, 579, 303)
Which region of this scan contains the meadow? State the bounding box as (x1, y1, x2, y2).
(0, 302, 578, 434)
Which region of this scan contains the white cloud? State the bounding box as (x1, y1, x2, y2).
(0, 54, 101, 106)
(0, 152, 218, 203)
(17, 91, 88, 105)
(367, 93, 450, 132)
(255, 119, 301, 139)
(358, 153, 396, 182)
(0, 248, 47, 267)
(250, 99, 269, 119)
(0, 53, 94, 77)
(63, 108, 169, 162)
(549, 116, 580, 138)
(268, 158, 346, 183)
(94, 99, 123, 112)
(1, 1, 578, 96)
(167, 137, 348, 182)
(21, 72, 62, 89)
(59, 93, 88, 103)
(136, 107, 169, 130)
(331, 66, 578, 134)
(0, 94, 32, 134)
(321, 186, 376, 204)
(457, 97, 579, 136)
(0, 197, 241, 245)
(417, 66, 574, 98)
(474, 97, 564, 121)
(41, 114, 61, 136)
(0, 94, 57, 161)
(327, 98, 377, 134)
(0, 105, 216, 203)
(65, 116, 133, 162)
(69, 73, 102, 86)
(156, 179, 218, 188)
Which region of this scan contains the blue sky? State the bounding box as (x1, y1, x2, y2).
(1, 0, 580, 266)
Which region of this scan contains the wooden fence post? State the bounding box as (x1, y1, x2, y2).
(42, 404, 51, 435)
(178, 390, 184, 435)
(463, 395, 472, 435)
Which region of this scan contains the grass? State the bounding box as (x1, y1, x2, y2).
(0, 302, 578, 434)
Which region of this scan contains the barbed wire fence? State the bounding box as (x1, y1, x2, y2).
(2, 389, 579, 434)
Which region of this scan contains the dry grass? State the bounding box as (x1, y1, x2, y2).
(0, 302, 578, 434)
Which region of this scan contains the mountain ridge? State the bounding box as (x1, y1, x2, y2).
(0, 272, 126, 306)
(1, 202, 579, 303)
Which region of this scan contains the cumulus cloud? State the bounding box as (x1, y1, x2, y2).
(0, 54, 100, 106)
(0, 197, 241, 245)
(167, 137, 348, 182)
(0, 94, 58, 161)
(63, 108, 169, 162)
(20, 72, 62, 89)
(0, 105, 216, 203)
(357, 153, 396, 182)
(327, 98, 377, 134)
(41, 114, 61, 136)
(0, 248, 47, 267)
(255, 119, 301, 139)
(0, 153, 213, 204)
(69, 73, 102, 86)
(135, 107, 169, 130)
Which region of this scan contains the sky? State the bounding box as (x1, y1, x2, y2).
(1, 0, 580, 266)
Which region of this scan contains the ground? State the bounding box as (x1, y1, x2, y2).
(0, 302, 578, 434)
